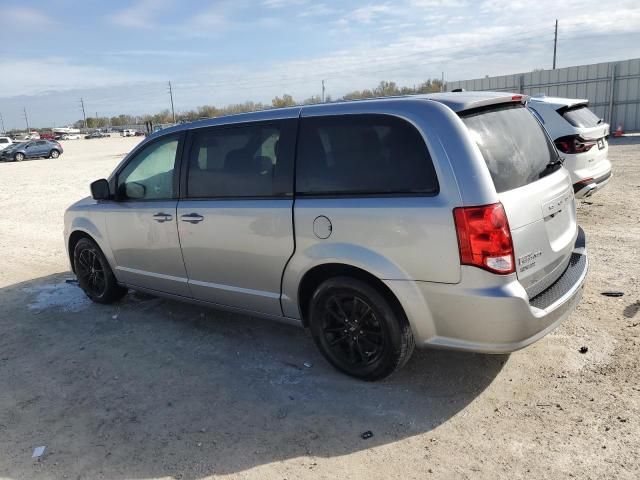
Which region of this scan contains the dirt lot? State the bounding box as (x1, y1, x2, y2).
(0, 136, 638, 480)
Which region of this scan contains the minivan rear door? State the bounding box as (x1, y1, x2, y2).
(461, 104, 578, 299)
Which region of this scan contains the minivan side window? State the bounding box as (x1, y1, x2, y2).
(187, 123, 285, 198)
(117, 135, 179, 200)
(296, 114, 438, 195)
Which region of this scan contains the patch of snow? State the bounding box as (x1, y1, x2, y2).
(24, 282, 92, 312)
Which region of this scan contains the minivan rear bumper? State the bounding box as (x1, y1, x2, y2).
(386, 227, 588, 353)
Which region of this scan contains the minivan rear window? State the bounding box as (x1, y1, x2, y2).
(296, 114, 438, 195)
(559, 105, 602, 128)
(461, 105, 557, 193)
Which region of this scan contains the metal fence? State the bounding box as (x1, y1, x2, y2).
(447, 58, 640, 132)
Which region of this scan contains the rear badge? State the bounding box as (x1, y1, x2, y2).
(518, 251, 542, 272)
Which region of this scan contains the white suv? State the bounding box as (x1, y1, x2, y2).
(0, 136, 12, 151)
(527, 95, 611, 198)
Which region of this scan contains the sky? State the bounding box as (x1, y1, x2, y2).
(0, 0, 639, 129)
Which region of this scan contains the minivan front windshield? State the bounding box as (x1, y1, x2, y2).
(461, 104, 558, 193)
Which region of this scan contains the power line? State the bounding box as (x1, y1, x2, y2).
(79, 98, 87, 129)
(23, 107, 30, 131)
(168, 81, 176, 123)
(553, 19, 558, 69)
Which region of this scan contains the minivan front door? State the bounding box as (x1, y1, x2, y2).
(177, 120, 296, 316)
(105, 133, 191, 297)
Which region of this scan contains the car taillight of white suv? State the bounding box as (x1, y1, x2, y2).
(527, 95, 612, 198)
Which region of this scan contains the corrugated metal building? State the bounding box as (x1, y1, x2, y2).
(447, 58, 640, 131)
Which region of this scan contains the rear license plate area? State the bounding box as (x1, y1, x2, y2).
(597, 138, 605, 149)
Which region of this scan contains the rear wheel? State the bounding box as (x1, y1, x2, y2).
(49, 149, 60, 158)
(14, 152, 24, 162)
(74, 237, 127, 303)
(308, 277, 414, 380)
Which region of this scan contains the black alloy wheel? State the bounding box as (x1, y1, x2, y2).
(309, 277, 414, 380)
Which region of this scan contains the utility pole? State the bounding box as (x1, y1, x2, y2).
(0, 112, 5, 133)
(168, 81, 176, 123)
(441, 71, 445, 92)
(80, 98, 87, 129)
(553, 19, 558, 69)
(23, 107, 30, 131)
(322, 80, 325, 103)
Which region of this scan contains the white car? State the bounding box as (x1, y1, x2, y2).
(527, 95, 611, 198)
(0, 136, 12, 151)
(121, 129, 136, 137)
(61, 134, 81, 140)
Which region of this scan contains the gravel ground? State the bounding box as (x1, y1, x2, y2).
(0, 136, 638, 480)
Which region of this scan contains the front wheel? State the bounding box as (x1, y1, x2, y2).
(14, 152, 24, 162)
(49, 149, 60, 158)
(74, 237, 127, 303)
(308, 277, 415, 380)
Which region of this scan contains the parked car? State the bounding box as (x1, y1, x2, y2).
(134, 130, 145, 136)
(0, 139, 63, 161)
(0, 136, 12, 151)
(121, 129, 136, 137)
(85, 131, 109, 139)
(39, 133, 55, 140)
(60, 134, 81, 140)
(65, 92, 587, 380)
(527, 95, 611, 198)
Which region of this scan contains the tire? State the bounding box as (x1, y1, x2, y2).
(49, 149, 60, 158)
(14, 152, 24, 162)
(308, 277, 415, 381)
(73, 237, 127, 304)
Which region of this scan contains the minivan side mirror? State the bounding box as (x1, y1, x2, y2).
(90, 179, 111, 200)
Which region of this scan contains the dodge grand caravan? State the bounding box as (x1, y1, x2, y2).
(64, 92, 588, 380)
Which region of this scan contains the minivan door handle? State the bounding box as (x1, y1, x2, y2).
(180, 213, 204, 224)
(153, 212, 173, 222)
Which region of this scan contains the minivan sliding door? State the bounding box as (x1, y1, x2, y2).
(177, 119, 296, 316)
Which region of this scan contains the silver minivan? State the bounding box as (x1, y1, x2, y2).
(64, 92, 588, 380)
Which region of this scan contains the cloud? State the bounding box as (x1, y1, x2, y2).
(106, 50, 209, 58)
(298, 3, 336, 17)
(262, 0, 309, 8)
(109, 0, 174, 28)
(347, 4, 393, 24)
(0, 57, 158, 97)
(4, 6, 54, 26)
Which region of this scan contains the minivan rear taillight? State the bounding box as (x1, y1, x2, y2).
(453, 203, 515, 274)
(554, 135, 596, 154)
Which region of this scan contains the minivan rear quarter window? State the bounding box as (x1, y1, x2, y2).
(559, 105, 602, 128)
(461, 105, 557, 193)
(296, 114, 438, 195)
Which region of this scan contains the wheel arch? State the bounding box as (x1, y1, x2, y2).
(67, 230, 96, 273)
(297, 263, 407, 328)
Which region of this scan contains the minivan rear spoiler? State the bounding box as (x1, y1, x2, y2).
(426, 91, 529, 113)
